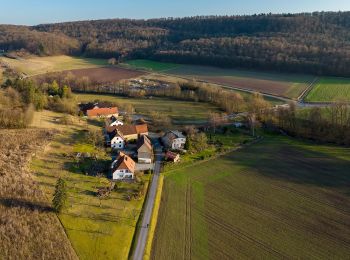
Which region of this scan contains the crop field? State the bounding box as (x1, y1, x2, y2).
(30, 112, 150, 260)
(305, 77, 350, 102)
(62, 67, 145, 83)
(75, 93, 222, 125)
(124, 59, 181, 72)
(151, 135, 350, 259)
(124, 59, 315, 99)
(0, 55, 107, 76)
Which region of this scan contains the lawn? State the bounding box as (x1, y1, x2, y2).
(305, 77, 350, 102)
(75, 93, 222, 125)
(152, 135, 350, 259)
(124, 59, 315, 99)
(30, 112, 150, 260)
(0, 55, 107, 76)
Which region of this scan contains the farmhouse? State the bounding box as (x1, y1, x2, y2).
(106, 124, 148, 141)
(109, 130, 125, 149)
(87, 107, 119, 118)
(162, 130, 186, 150)
(137, 135, 153, 164)
(106, 115, 124, 127)
(111, 152, 135, 180)
(165, 151, 180, 163)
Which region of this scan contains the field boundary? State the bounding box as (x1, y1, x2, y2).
(298, 77, 319, 102)
(143, 175, 164, 260)
(165, 136, 263, 177)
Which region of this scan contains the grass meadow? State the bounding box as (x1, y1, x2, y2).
(30, 111, 150, 260)
(0, 55, 107, 76)
(151, 134, 350, 259)
(305, 77, 350, 102)
(75, 93, 222, 125)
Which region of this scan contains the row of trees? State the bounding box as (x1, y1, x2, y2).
(263, 102, 350, 145)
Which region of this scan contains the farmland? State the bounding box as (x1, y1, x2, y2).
(30, 110, 150, 260)
(75, 93, 222, 125)
(0, 55, 107, 76)
(61, 67, 145, 83)
(152, 135, 350, 259)
(305, 77, 350, 102)
(124, 59, 315, 99)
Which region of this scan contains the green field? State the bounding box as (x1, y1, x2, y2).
(30, 114, 149, 260)
(305, 77, 350, 102)
(0, 55, 107, 76)
(124, 59, 315, 99)
(124, 59, 181, 72)
(75, 93, 222, 125)
(152, 135, 350, 259)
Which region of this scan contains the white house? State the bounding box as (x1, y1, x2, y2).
(106, 115, 124, 127)
(111, 152, 135, 180)
(162, 130, 186, 150)
(109, 130, 126, 149)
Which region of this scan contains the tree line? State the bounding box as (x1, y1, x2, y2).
(1, 12, 350, 76)
(261, 102, 350, 145)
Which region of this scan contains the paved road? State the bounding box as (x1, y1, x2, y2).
(132, 146, 163, 260)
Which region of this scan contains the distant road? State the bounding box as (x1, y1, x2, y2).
(132, 146, 163, 260)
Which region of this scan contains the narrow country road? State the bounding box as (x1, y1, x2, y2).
(132, 146, 163, 260)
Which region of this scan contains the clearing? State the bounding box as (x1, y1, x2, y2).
(30, 110, 150, 260)
(305, 77, 350, 103)
(0, 55, 107, 76)
(124, 59, 315, 99)
(152, 135, 350, 259)
(75, 93, 222, 125)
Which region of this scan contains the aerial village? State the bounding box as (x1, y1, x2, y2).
(79, 102, 187, 181)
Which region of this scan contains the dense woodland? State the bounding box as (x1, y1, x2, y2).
(1, 12, 350, 76)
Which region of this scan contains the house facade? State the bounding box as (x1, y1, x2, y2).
(111, 152, 135, 180)
(162, 130, 186, 150)
(110, 130, 125, 149)
(137, 135, 153, 164)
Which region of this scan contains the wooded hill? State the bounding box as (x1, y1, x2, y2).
(1, 12, 350, 76)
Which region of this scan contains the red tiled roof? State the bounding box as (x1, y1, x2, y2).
(112, 152, 135, 172)
(87, 107, 118, 117)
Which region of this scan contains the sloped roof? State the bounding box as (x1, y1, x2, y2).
(87, 107, 118, 117)
(109, 129, 125, 141)
(137, 135, 152, 151)
(112, 152, 135, 172)
(166, 151, 180, 160)
(107, 124, 148, 136)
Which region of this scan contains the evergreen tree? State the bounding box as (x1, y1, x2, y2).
(184, 136, 192, 151)
(52, 178, 67, 213)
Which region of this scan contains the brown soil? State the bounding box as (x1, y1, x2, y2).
(64, 67, 145, 83)
(200, 76, 295, 97)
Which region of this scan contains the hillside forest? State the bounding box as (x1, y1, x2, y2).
(1, 12, 350, 76)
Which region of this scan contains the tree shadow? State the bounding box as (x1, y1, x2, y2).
(224, 138, 350, 191)
(0, 198, 53, 212)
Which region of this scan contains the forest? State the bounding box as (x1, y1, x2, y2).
(1, 12, 350, 76)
